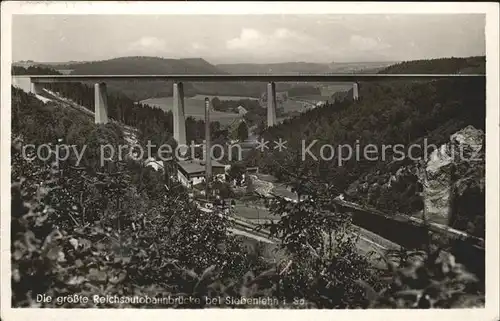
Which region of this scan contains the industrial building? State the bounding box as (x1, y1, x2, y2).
(177, 159, 227, 188)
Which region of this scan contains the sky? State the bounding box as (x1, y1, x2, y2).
(12, 14, 485, 64)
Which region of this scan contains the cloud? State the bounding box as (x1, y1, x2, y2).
(349, 35, 391, 51)
(182, 42, 209, 57)
(13, 15, 485, 63)
(190, 42, 206, 51)
(226, 28, 266, 50)
(274, 28, 293, 39)
(223, 27, 336, 62)
(127, 36, 168, 54)
(226, 28, 300, 50)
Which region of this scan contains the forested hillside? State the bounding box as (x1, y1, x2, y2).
(58, 57, 222, 74)
(379, 56, 485, 74)
(10, 86, 268, 307)
(12, 86, 483, 308)
(247, 56, 486, 237)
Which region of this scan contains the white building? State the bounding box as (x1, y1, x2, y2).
(237, 105, 248, 116)
(144, 157, 164, 171)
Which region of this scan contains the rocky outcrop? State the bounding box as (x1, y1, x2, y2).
(419, 125, 484, 232)
(247, 174, 274, 197)
(347, 125, 485, 237)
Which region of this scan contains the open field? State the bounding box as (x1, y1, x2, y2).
(139, 80, 353, 126)
(141, 95, 319, 124)
(190, 94, 259, 101)
(292, 95, 330, 103)
(141, 96, 244, 125)
(319, 83, 354, 96)
(279, 99, 307, 112)
(139, 81, 355, 124)
(233, 201, 272, 220)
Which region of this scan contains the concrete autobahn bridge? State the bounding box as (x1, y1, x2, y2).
(12, 73, 484, 149)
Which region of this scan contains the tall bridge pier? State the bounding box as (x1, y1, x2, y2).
(353, 82, 359, 101)
(267, 82, 277, 127)
(94, 82, 109, 124)
(173, 82, 187, 147)
(30, 82, 45, 96)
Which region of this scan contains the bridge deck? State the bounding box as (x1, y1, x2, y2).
(14, 73, 485, 83)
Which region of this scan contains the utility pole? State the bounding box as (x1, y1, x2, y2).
(205, 98, 212, 200)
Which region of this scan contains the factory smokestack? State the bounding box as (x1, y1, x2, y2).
(205, 98, 212, 198)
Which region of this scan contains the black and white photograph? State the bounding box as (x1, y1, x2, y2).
(1, 2, 499, 320)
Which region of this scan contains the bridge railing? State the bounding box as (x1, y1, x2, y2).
(13, 73, 485, 82)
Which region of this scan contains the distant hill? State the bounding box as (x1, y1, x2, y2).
(217, 61, 398, 74)
(31, 57, 281, 100)
(28, 57, 259, 100)
(379, 56, 485, 74)
(12, 60, 90, 67)
(21, 56, 482, 102)
(330, 56, 486, 102)
(329, 61, 398, 73)
(48, 56, 223, 75)
(18, 57, 326, 100)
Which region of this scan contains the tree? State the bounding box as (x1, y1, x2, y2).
(228, 163, 245, 186)
(11, 88, 264, 308)
(245, 175, 255, 195)
(259, 173, 377, 308)
(237, 121, 249, 141)
(213, 180, 234, 200)
(211, 97, 221, 111)
(250, 70, 485, 237)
